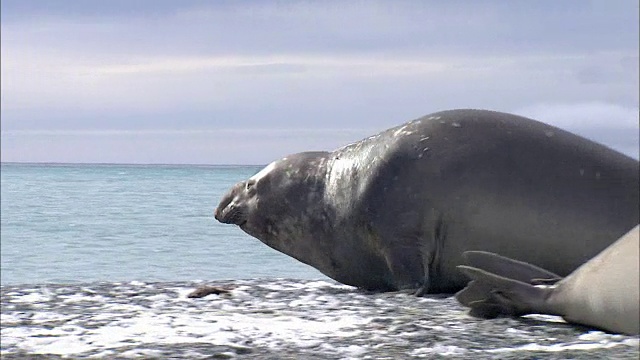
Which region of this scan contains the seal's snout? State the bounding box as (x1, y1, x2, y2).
(216, 202, 247, 226)
(215, 198, 236, 224)
(215, 205, 232, 224)
(215, 182, 249, 226)
(214, 187, 235, 223)
(213, 206, 223, 222)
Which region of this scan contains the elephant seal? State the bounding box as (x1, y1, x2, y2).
(214, 109, 639, 294)
(456, 225, 639, 335)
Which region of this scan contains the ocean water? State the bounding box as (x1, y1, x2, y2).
(2, 163, 639, 359)
(0, 163, 327, 286)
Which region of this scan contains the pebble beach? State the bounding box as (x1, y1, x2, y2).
(2, 278, 638, 359)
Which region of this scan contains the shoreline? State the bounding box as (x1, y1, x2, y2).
(2, 279, 639, 359)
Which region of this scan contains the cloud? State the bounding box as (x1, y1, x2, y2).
(3, 1, 637, 58)
(517, 102, 639, 129)
(87, 55, 448, 76)
(2, 49, 636, 120)
(1, 128, 375, 137)
(0, 128, 373, 165)
(516, 102, 639, 158)
(1, 1, 637, 163)
(3, 102, 637, 164)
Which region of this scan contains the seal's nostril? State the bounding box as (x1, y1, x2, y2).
(245, 180, 256, 190)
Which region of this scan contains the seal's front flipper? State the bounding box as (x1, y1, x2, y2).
(383, 247, 425, 294)
(462, 251, 562, 284)
(456, 265, 553, 317)
(413, 262, 431, 297)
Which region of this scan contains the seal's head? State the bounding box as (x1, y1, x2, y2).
(214, 152, 332, 264)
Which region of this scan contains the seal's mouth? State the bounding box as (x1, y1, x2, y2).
(215, 203, 247, 226)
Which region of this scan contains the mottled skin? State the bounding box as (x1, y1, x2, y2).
(215, 109, 639, 294)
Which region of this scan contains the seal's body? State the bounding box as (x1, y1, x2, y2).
(215, 109, 639, 294)
(457, 225, 640, 335)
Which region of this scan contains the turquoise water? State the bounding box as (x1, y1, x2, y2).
(0, 163, 327, 285)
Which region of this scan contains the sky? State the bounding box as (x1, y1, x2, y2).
(1, 0, 638, 164)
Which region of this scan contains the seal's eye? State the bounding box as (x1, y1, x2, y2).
(245, 180, 256, 191)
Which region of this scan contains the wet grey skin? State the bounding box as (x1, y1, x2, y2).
(456, 225, 640, 335)
(215, 109, 640, 295)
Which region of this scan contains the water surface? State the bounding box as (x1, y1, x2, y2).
(0, 163, 327, 285)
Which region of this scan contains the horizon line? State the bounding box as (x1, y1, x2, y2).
(0, 161, 267, 167)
